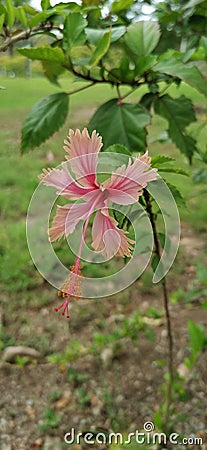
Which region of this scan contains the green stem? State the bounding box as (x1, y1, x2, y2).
(116, 84, 122, 105)
(121, 83, 145, 100)
(143, 189, 174, 429)
(66, 82, 95, 96)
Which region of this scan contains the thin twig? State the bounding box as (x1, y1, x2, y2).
(143, 189, 174, 428)
(66, 81, 95, 96)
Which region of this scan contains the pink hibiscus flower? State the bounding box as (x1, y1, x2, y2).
(39, 128, 157, 317)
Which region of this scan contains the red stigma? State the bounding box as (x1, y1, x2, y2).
(54, 296, 70, 319)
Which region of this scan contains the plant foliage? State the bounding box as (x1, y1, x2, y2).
(1, 0, 207, 161)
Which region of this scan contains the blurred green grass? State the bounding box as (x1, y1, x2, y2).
(0, 75, 206, 304)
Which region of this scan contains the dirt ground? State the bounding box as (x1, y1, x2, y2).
(0, 225, 207, 450)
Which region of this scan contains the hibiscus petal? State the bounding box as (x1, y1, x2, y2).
(138, 150, 152, 166)
(64, 128, 103, 188)
(49, 202, 90, 242)
(49, 191, 105, 242)
(103, 152, 157, 204)
(39, 162, 95, 200)
(92, 209, 134, 258)
(105, 188, 143, 205)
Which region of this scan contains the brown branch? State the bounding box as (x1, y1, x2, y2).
(0, 29, 32, 52)
(0, 24, 60, 52)
(70, 65, 144, 87)
(143, 189, 174, 428)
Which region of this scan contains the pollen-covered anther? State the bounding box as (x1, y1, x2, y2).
(55, 260, 83, 318)
(70, 261, 83, 276)
(60, 277, 81, 298)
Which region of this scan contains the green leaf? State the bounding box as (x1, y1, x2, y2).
(90, 31, 111, 66)
(111, 26, 126, 42)
(41, 0, 50, 10)
(86, 26, 125, 45)
(21, 93, 69, 153)
(113, 210, 125, 228)
(153, 59, 207, 97)
(158, 167, 189, 176)
(63, 12, 87, 51)
(200, 36, 207, 53)
(105, 143, 131, 156)
(86, 28, 104, 45)
(0, 85, 6, 90)
(108, 57, 134, 83)
(55, 2, 80, 12)
(22, 4, 37, 16)
(124, 21, 160, 56)
(18, 46, 65, 63)
(158, 232, 171, 254)
(158, 232, 166, 249)
(151, 155, 175, 167)
(0, 5, 6, 16)
(88, 99, 150, 152)
(151, 254, 160, 273)
(15, 6, 28, 29)
(111, 0, 134, 13)
(5, 0, 15, 29)
(140, 93, 155, 110)
(0, 14, 5, 33)
(135, 55, 157, 76)
(158, 233, 171, 254)
(30, 11, 55, 27)
(154, 94, 197, 162)
(42, 60, 65, 85)
(165, 183, 186, 208)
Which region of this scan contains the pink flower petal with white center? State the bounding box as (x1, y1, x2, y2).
(39, 162, 95, 200)
(92, 209, 134, 258)
(103, 154, 157, 204)
(49, 191, 105, 242)
(64, 128, 103, 188)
